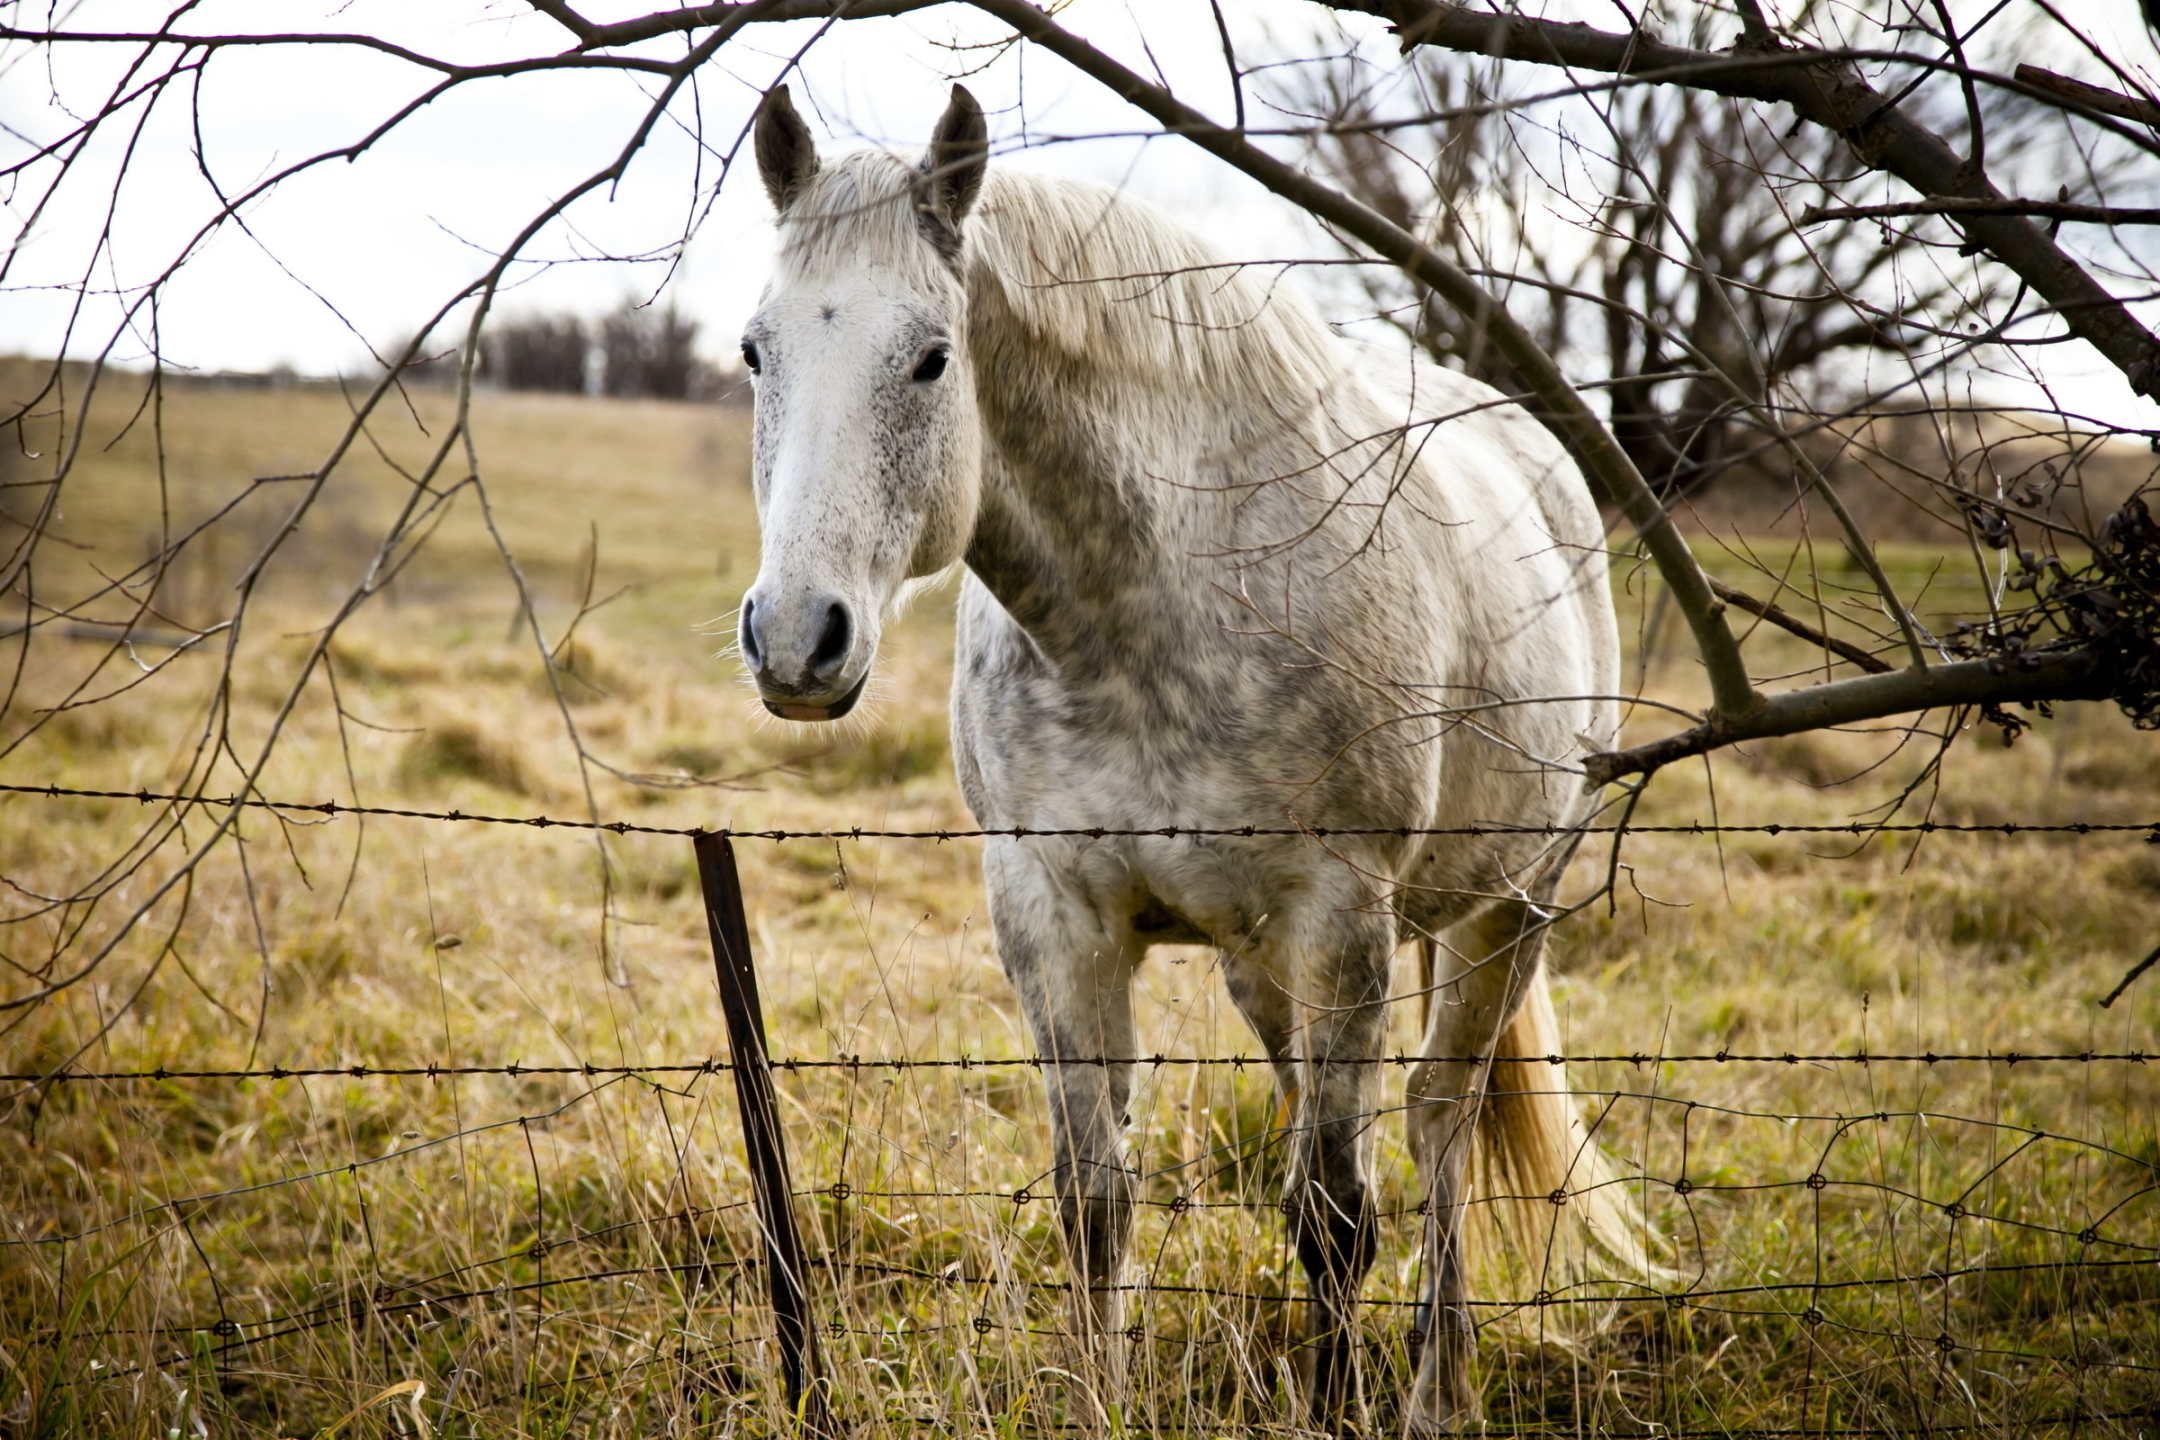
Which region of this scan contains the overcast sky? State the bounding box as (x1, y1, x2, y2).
(5, 1, 2158, 431)
(1, 1, 1364, 379)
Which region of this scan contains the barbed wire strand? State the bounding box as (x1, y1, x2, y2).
(8, 781, 2160, 840)
(5, 1046, 2150, 1085)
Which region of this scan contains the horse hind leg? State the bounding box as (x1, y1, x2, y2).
(1217, 946, 1313, 1396)
(1220, 944, 1300, 1113)
(1404, 896, 1553, 1435)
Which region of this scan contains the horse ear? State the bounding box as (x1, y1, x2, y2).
(755, 85, 820, 213)
(919, 84, 987, 238)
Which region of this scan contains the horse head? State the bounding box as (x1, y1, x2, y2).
(736, 85, 989, 721)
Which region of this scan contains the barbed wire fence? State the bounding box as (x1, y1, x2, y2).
(4, 786, 2155, 1438)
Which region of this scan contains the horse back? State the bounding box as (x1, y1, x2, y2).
(1334, 346, 1621, 852)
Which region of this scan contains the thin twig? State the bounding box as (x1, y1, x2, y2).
(2098, 941, 2160, 1009)
(1708, 579, 1892, 674)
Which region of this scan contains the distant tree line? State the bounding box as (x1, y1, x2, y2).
(398, 297, 747, 403)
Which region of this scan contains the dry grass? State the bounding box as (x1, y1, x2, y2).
(0, 363, 2154, 1438)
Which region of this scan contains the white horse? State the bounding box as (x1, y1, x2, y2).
(737, 85, 1644, 1432)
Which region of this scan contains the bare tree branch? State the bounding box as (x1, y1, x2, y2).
(2014, 63, 2160, 131)
(1708, 579, 1892, 676)
(0, 26, 679, 74)
(1583, 648, 2107, 786)
(1800, 199, 2160, 227)
(536, 0, 943, 51)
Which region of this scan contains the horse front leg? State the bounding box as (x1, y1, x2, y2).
(1283, 910, 1393, 1430)
(1405, 898, 1548, 1435)
(983, 842, 1141, 1405)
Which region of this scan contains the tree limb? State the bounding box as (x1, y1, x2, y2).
(2014, 63, 2160, 131)
(537, 0, 944, 51)
(526, 0, 601, 44)
(1583, 648, 2108, 786)
(1801, 199, 2160, 227)
(0, 26, 677, 74)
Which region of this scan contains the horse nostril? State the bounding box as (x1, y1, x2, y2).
(740, 598, 763, 668)
(810, 602, 851, 679)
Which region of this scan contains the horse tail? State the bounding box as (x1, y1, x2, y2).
(1473, 968, 1663, 1281)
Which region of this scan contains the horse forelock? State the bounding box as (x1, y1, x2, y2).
(771, 150, 956, 294)
(773, 151, 1334, 398)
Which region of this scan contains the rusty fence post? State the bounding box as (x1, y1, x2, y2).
(694, 831, 823, 1425)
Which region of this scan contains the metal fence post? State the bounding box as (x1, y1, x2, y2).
(694, 831, 823, 1426)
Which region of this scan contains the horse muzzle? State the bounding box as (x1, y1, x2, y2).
(740, 589, 871, 721)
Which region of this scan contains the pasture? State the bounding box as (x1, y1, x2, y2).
(1, 363, 2155, 1438)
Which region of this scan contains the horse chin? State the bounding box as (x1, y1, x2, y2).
(763, 670, 870, 723)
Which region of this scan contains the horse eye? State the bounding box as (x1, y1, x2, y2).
(741, 341, 761, 374)
(912, 346, 949, 383)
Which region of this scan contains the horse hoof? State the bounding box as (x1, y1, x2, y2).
(1406, 1404, 1483, 1437)
(1406, 1364, 1481, 1437)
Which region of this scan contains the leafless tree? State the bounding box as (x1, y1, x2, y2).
(486, 311, 592, 393)
(1279, 8, 2110, 509)
(600, 297, 702, 399)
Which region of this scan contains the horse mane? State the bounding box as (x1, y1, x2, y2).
(775, 150, 1337, 400)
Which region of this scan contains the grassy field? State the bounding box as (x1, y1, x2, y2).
(0, 362, 2154, 1438)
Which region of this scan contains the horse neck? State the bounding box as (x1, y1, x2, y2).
(960, 308, 1222, 670)
(950, 178, 1337, 678)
